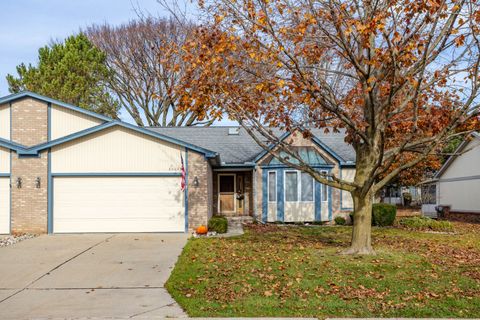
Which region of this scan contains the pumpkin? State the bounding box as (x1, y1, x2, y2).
(196, 225, 208, 234)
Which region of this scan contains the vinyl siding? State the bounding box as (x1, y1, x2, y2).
(340, 168, 355, 209)
(51, 126, 184, 173)
(0, 104, 10, 140)
(0, 177, 10, 234)
(438, 179, 480, 212)
(0, 147, 10, 174)
(50, 104, 103, 140)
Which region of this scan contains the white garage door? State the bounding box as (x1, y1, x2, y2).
(53, 176, 184, 233)
(0, 177, 10, 234)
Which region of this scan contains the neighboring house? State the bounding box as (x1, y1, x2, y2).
(0, 92, 356, 235)
(422, 133, 480, 221)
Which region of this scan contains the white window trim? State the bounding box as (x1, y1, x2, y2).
(267, 171, 277, 203)
(284, 170, 315, 203)
(321, 170, 328, 203)
(217, 173, 236, 213)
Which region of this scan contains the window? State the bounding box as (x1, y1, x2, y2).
(268, 171, 276, 202)
(285, 171, 298, 201)
(300, 172, 313, 201)
(321, 170, 328, 202)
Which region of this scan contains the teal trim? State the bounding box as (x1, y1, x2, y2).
(262, 170, 268, 222)
(51, 172, 182, 177)
(0, 173, 10, 177)
(47, 149, 53, 233)
(328, 175, 333, 220)
(18, 121, 217, 158)
(314, 181, 321, 221)
(276, 168, 284, 221)
(214, 163, 255, 168)
(253, 132, 291, 163)
(0, 91, 112, 122)
(184, 149, 189, 232)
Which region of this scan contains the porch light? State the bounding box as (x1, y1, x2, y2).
(193, 176, 199, 187)
(16, 177, 22, 189)
(35, 177, 41, 189)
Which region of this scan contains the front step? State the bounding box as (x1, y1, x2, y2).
(226, 216, 254, 226)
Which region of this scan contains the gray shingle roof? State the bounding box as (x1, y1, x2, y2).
(147, 127, 355, 165)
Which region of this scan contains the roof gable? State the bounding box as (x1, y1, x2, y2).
(435, 132, 480, 178)
(0, 91, 112, 122)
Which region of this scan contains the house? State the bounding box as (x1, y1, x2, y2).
(0, 92, 356, 235)
(423, 132, 480, 222)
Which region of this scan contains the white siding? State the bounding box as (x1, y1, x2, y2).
(0, 147, 10, 174)
(438, 179, 480, 212)
(0, 104, 10, 140)
(50, 104, 103, 140)
(51, 127, 184, 173)
(53, 176, 184, 233)
(267, 203, 277, 222)
(284, 203, 314, 222)
(442, 139, 480, 179)
(0, 178, 10, 234)
(340, 168, 355, 209)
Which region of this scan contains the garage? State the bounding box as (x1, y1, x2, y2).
(52, 176, 184, 233)
(0, 177, 10, 234)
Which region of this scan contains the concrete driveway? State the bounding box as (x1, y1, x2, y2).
(0, 233, 188, 319)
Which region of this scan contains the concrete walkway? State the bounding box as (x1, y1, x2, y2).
(0, 233, 188, 319)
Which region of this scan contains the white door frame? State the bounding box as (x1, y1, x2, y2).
(217, 173, 236, 214)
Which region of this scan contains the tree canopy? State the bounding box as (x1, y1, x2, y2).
(179, 0, 480, 254)
(7, 33, 119, 118)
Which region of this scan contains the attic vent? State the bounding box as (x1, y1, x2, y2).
(228, 127, 240, 135)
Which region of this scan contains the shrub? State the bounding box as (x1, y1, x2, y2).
(208, 216, 228, 233)
(334, 216, 346, 225)
(372, 203, 397, 226)
(349, 204, 396, 226)
(399, 216, 454, 232)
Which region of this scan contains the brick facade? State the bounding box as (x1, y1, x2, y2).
(11, 98, 49, 233)
(187, 151, 213, 231)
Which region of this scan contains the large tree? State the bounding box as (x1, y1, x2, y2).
(7, 34, 118, 118)
(179, 0, 480, 254)
(86, 17, 214, 127)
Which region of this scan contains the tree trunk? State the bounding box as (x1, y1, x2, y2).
(342, 190, 375, 255)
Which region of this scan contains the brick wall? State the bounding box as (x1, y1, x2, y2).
(187, 151, 212, 231)
(11, 99, 48, 233)
(11, 98, 48, 146)
(11, 98, 49, 234)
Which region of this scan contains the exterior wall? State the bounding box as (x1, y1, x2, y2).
(51, 127, 184, 173)
(10, 98, 49, 233)
(50, 104, 103, 140)
(10, 151, 49, 234)
(441, 139, 480, 179)
(255, 132, 348, 223)
(187, 151, 212, 231)
(437, 138, 480, 213)
(0, 103, 10, 140)
(438, 179, 480, 213)
(0, 147, 10, 174)
(11, 98, 48, 146)
(340, 168, 355, 211)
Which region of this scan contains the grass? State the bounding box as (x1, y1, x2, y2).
(166, 222, 480, 318)
(398, 216, 454, 232)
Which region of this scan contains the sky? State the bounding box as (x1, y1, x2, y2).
(0, 0, 222, 124)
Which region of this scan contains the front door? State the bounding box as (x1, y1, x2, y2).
(219, 174, 235, 214)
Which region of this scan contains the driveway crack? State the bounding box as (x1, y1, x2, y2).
(0, 235, 115, 305)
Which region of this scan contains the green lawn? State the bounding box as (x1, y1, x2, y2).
(166, 222, 480, 318)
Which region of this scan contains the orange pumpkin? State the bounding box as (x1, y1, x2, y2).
(196, 225, 208, 234)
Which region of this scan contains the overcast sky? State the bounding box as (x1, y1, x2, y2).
(0, 0, 164, 96)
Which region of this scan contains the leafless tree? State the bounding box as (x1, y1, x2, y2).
(86, 17, 214, 126)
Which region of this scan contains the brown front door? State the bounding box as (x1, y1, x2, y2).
(219, 174, 235, 213)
